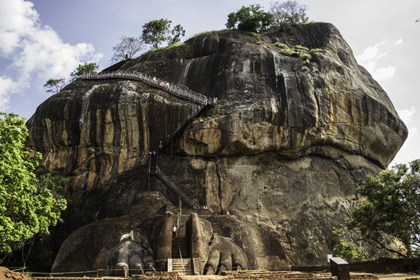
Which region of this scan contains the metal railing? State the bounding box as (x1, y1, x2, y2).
(155, 167, 200, 209)
(81, 71, 209, 105)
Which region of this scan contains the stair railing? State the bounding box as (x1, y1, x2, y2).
(155, 167, 200, 209)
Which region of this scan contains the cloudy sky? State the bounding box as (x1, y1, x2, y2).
(0, 0, 419, 166)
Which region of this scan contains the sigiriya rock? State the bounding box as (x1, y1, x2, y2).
(26, 22, 408, 273)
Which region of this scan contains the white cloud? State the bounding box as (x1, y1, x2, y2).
(0, 0, 102, 110)
(395, 38, 403, 45)
(397, 106, 416, 125)
(372, 65, 396, 81)
(0, 77, 15, 111)
(356, 41, 395, 81)
(356, 43, 383, 63)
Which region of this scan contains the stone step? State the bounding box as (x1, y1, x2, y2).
(172, 237, 190, 258)
(169, 258, 193, 275)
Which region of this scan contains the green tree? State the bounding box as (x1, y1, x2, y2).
(226, 4, 274, 33)
(0, 112, 67, 254)
(43, 78, 65, 94)
(332, 227, 368, 262)
(346, 160, 420, 257)
(70, 62, 99, 81)
(270, 1, 308, 29)
(142, 19, 172, 49)
(169, 24, 186, 46)
(111, 36, 145, 62)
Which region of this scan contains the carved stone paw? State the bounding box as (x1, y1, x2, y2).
(204, 234, 248, 275)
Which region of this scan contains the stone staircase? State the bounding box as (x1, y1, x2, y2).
(168, 258, 193, 275)
(172, 236, 189, 258)
(168, 220, 193, 275)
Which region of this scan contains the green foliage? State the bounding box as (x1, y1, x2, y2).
(144, 42, 186, 55)
(43, 79, 65, 94)
(333, 240, 366, 262)
(70, 63, 98, 81)
(280, 48, 298, 56)
(226, 4, 274, 33)
(332, 227, 368, 262)
(169, 24, 186, 46)
(270, 0, 309, 29)
(111, 36, 145, 62)
(189, 29, 232, 39)
(0, 113, 67, 254)
(295, 45, 309, 51)
(273, 42, 287, 48)
(142, 19, 171, 49)
(274, 42, 322, 64)
(142, 19, 186, 49)
(347, 160, 420, 257)
(309, 48, 323, 53)
(298, 52, 311, 59)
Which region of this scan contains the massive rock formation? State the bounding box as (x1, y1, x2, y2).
(27, 22, 407, 271)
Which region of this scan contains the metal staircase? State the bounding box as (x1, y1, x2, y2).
(155, 167, 200, 209)
(158, 99, 211, 154)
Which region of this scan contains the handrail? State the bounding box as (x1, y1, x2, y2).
(155, 167, 200, 209)
(158, 101, 211, 154)
(80, 71, 210, 106)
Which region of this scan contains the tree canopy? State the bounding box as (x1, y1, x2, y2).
(0, 112, 67, 254)
(226, 4, 274, 33)
(270, 0, 308, 29)
(111, 36, 145, 62)
(70, 63, 98, 81)
(169, 24, 186, 46)
(142, 18, 171, 48)
(43, 78, 65, 94)
(141, 19, 186, 49)
(346, 160, 420, 257)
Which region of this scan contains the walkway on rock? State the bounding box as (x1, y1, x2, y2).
(81, 71, 210, 105)
(81, 71, 211, 210)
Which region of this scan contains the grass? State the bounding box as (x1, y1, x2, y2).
(190, 29, 229, 38)
(295, 45, 309, 51)
(273, 42, 323, 65)
(189, 29, 262, 41)
(144, 42, 187, 55)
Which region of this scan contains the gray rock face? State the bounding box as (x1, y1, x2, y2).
(27, 23, 407, 269)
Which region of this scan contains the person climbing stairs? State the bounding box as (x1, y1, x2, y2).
(169, 221, 193, 275)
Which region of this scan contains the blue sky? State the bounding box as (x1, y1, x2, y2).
(0, 0, 419, 166)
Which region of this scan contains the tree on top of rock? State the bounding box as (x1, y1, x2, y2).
(70, 62, 98, 81)
(43, 78, 65, 94)
(226, 4, 274, 33)
(142, 19, 186, 49)
(111, 36, 145, 62)
(169, 24, 186, 46)
(270, 0, 309, 29)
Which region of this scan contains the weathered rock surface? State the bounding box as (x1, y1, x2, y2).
(26, 23, 407, 270)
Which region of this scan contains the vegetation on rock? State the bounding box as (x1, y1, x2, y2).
(270, 0, 309, 29)
(111, 36, 145, 62)
(142, 18, 185, 49)
(226, 4, 274, 33)
(43, 78, 65, 94)
(70, 63, 98, 81)
(44, 63, 99, 94)
(273, 42, 322, 64)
